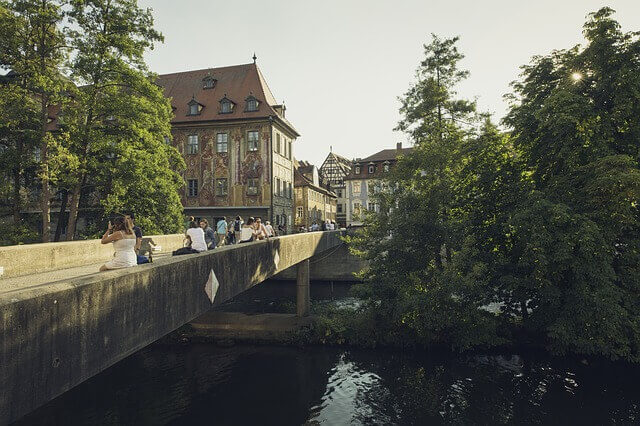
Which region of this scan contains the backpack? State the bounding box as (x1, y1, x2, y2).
(234, 220, 241, 231)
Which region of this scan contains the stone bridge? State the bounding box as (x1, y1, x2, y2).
(0, 231, 344, 424)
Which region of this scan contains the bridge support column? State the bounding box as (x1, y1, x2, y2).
(296, 259, 310, 317)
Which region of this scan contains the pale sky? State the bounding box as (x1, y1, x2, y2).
(140, 0, 640, 167)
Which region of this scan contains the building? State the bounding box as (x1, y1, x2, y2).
(294, 160, 337, 229)
(156, 61, 299, 231)
(319, 150, 351, 228)
(344, 142, 413, 226)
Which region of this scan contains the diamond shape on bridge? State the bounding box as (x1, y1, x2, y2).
(204, 269, 220, 303)
(274, 250, 280, 270)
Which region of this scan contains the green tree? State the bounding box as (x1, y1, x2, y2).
(0, 0, 69, 242)
(63, 0, 183, 238)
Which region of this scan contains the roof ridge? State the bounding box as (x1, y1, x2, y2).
(156, 62, 254, 77)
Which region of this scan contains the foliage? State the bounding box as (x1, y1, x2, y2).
(349, 8, 640, 361)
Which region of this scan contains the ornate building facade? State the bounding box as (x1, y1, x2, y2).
(319, 151, 351, 227)
(157, 62, 299, 230)
(344, 143, 413, 226)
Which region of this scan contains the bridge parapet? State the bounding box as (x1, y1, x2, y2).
(0, 234, 185, 279)
(0, 230, 343, 424)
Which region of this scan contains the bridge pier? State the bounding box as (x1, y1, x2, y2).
(296, 259, 310, 317)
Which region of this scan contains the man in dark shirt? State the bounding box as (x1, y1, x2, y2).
(126, 213, 151, 263)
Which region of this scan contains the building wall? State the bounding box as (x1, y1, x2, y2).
(346, 178, 370, 226)
(172, 120, 295, 232)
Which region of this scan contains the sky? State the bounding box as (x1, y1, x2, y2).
(139, 0, 640, 167)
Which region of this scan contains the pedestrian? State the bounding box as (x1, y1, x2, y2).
(200, 219, 216, 250)
(232, 216, 243, 244)
(265, 220, 275, 237)
(99, 216, 137, 271)
(216, 216, 228, 247)
(239, 217, 257, 243)
(186, 221, 208, 252)
(331, 220, 336, 230)
(255, 218, 268, 240)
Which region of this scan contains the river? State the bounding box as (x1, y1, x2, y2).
(15, 281, 640, 425)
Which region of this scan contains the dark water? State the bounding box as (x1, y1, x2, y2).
(17, 344, 640, 425)
(15, 282, 640, 425)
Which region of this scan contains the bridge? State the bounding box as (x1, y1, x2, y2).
(0, 231, 344, 424)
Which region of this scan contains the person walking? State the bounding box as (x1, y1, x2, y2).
(232, 216, 243, 244)
(99, 216, 138, 271)
(216, 217, 228, 247)
(200, 219, 216, 250)
(186, 221, 208, 252)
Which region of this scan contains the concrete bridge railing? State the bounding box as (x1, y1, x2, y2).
(0, 234, 186, 279)
(0, 230, 344, 424)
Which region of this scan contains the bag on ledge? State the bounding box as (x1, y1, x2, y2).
(172, 247, 199, 256)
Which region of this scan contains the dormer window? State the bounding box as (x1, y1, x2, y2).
(187, 98, 203, 116)
(383, 161, 390, 172)
(245, 95, 259, 112)
(202, 75, 216, 89)
(220, 96, 235, 114)
(355, 165, 361, 174)
(368, 164, 375, 174)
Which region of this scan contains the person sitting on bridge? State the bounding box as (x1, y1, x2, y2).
(186, 221, 208, 252)
(126, 213, 151, 264)
(255, 218, 268, 240)
(239, 217, 258, 243)
(99, 216, 138, 271)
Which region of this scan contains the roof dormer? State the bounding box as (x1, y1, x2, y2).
(245, 94, 260, 112)
(187, 97, 204, 116)
(219, 95, 235, 114)
(202, 74, 216, 89)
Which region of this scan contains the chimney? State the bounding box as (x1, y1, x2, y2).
(396, 142, 402, 151)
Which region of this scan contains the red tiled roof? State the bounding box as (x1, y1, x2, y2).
(359, 147, 413, 162)
(345, 147, 413, 180)
(156, 63, 299, 136)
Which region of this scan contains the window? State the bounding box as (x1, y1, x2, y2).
(383, 163, 390, 172)
(337, 204, 343, 213)
(275, 133, 281, 154)
(275, 178, 281, 196)
(220, 98, 234, 114)
(33, 147, 41, 162)
(355, 166, 361, 174)
(368, 202, 376, 211)
(368, 165, 375, 174)
(216, 178, 228, 196)
(203, 76, 216, 89)
(288, 182, 292, 198)
(163, 136, 171, 145)
(187, 135, 199, 154)
(247, 130, 259, 151)
(245, 96, 259, 112)
(336, 189, 342, 198)
(247, 178, 259, 195)
(287, 141, 292, 159)
(353, 202, 361, 215)
(188, 179, 198, 197)
(189, 104, 198, 115)
(217, 133, 228, 153)
(352, 181, 361, 194)
(296, 206, 303, 219)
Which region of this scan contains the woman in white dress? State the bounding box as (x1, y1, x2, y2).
(238, 217, 258, 243)
(99, 216, 138, 271)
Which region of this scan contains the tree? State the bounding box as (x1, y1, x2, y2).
(0, 0, 69, 242)
(63, 0, 183, 238)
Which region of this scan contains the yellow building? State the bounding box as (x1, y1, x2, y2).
(293, 161, 337, 229)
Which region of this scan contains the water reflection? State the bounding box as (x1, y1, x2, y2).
(17, 346, 640, 425)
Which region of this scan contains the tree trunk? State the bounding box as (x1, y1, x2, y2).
(12, 137, 23, 224)
(54, 189, 68, 242)
(40, 95, 50, 243)
(65, 179, 82, 241)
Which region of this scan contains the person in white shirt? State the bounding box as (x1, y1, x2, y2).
(239, 217, 258, 243)
(185, 221, 208, 252)
(265, 221, 275, 237)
